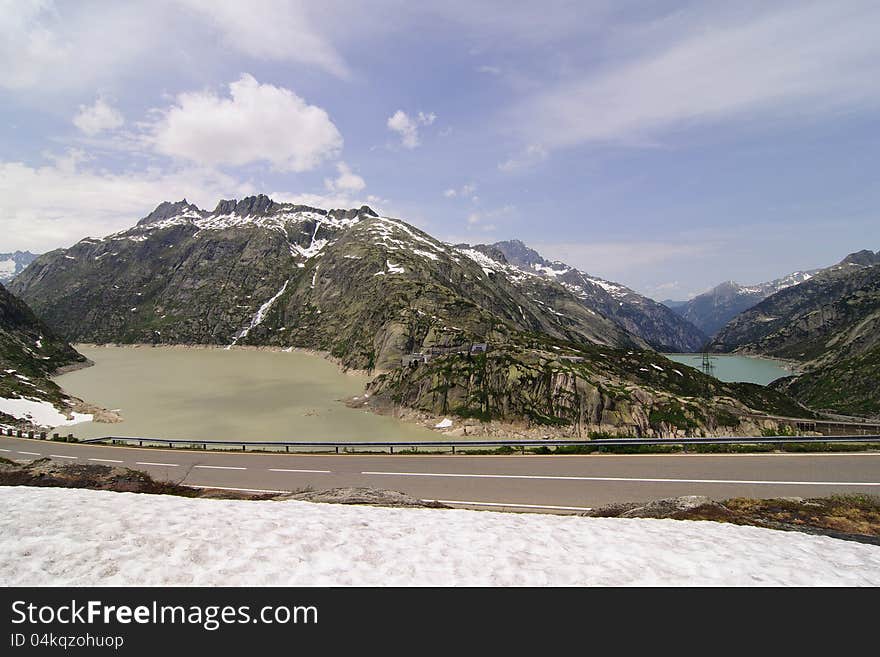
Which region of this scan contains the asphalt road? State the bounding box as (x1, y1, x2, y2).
(2, 435, 879, 512)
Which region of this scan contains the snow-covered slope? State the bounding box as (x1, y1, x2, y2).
(467, 240, 708, 352)
(2, 487, 877, 586)
(0, 251, 38, 284)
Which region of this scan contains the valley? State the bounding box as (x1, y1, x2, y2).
(3, 196, 874, 437)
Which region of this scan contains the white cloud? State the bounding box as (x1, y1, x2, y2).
(0, 1, 351, 95)
(73, 98, 124, 136)
(0, 151, 255, 251)
(178, 0, 349, 78)
(417, 111, 436, 125)
(465, 204, 514, 232)
(476, 65, 502, 75)
(498, 144, 547, 172)
(444, 183, 477, 199)
(270, 190, 385, 213)
(324, 162, 366, 193)
(151, 74, 342, 172)
(386, 110, 437, 149)
(534, 241, 717, 280)
(508, 2, 880, 151)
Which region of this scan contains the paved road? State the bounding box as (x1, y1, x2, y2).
(2, 435, 879, 512)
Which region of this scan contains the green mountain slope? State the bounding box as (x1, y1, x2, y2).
(0, 283, 89, 427)
(709, 256, 880, 417)
(11, 195, 818, 434)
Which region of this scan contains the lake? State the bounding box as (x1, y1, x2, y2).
(662, 353, 796, 386)
(54, 345, 438, 443)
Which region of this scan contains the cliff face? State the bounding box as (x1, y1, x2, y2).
(366, 338, 811, 437)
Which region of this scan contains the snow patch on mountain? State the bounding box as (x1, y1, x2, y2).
(0, 396, 92, 427)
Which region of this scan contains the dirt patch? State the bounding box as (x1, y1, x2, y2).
(585, 494, 880, 545)
(0, 458, 268, 499)
(0, 458, 448, 508)
(275, 487, 449, 508)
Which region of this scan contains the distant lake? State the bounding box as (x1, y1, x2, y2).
(54, 345, 439, 443)
(663, 353, 796, 386)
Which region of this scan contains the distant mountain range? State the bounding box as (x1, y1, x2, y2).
(665, 249, 880, 339)
(8, 195, 807, 435)
(668, 270, 821, 337)
(709, 250, 880, 417)
(470, 241, 708, 352)
(0, 251, 38, 284)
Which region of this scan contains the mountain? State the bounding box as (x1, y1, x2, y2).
(675, 270, 821, 337)
(0, 251, 39, 283)
(11, 196, 813, 435)
(467, 240, 708, 352)
(11, 196, 641, 371)
(709, 253, 880, 417)
(0, 283, 90, 428)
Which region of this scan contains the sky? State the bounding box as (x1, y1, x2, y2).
(2, 0, 879, 300)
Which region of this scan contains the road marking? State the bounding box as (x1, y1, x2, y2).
(136, 461, 179, 467)
(362, 471, 880, 486)
(89, 458, 123, 463)
(17, 451, 41, 456)
(193, 465, 246, 470)
(433, 499, 593, 511)
(49, 454, 78, 459)
(268, 468, 332, 474)
(190, 485, 289, 494)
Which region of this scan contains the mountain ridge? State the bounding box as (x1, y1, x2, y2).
(469, 240, 708, 352)
(10, 195, 816, 435)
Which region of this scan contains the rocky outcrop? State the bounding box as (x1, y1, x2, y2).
(278, 487, 449, 508)
(365, 340, 809, 437)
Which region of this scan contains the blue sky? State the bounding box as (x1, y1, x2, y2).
(2, 1, 879, 300)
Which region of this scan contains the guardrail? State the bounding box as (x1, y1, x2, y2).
(66, 434, 880, 454)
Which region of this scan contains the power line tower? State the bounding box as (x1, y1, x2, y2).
(700, 349, 715, 398)
(700, 350, 715, 378)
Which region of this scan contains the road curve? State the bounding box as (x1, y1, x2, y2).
(2, 435, 879, 513)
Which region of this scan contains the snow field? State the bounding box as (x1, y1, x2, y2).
(1, 486, 878, 586)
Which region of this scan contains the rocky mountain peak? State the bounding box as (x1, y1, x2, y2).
(488, 240, 548, 268)
(137, 199, 202, 226)
(464, 244, 510, 265)
(839, 249, 880, 267)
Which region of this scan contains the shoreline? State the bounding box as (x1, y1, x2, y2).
(662, 351, 804, 374)
(72, 342, 384, 380)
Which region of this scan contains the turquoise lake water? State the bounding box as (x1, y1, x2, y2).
(662, 353, 796, 386)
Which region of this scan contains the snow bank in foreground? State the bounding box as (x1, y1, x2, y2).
(0, 397, 92, 428)
(2, 487, 878, 586)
